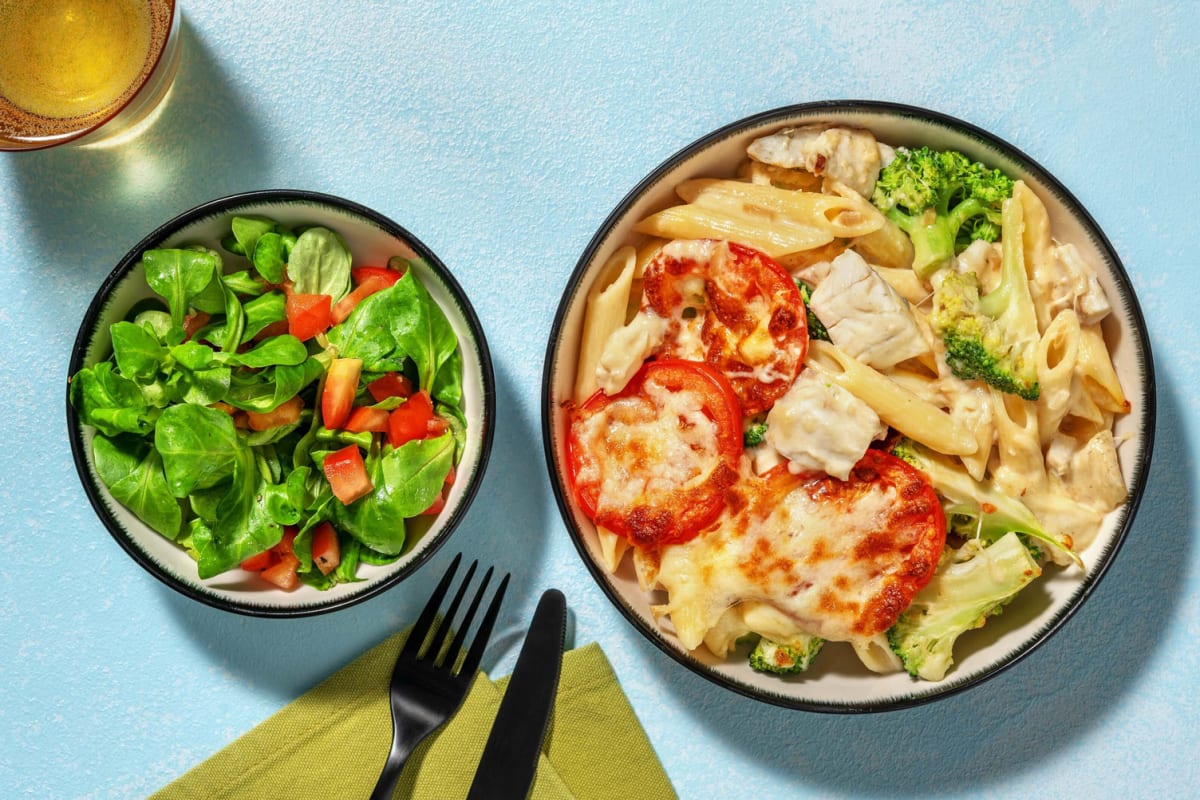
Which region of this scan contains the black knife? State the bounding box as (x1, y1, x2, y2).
(466, 588, 568, 800)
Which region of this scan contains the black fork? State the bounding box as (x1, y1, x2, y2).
(368, 554, 509, 800)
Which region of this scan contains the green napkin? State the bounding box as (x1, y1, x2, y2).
(149, 632, 677, 800)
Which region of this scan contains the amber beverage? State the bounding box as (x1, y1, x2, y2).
(0, 0, 180, 150)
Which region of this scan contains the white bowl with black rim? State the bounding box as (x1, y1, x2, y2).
(68, 190, 495, 617)
(541, 100, 1155, 711)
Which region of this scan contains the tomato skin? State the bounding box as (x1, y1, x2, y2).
(321, 358, 363, 429)
(311, 522, 341, 575)
(352, 265, 405, 286)
(240, 550, 273, 572)
(245, 395, 304, 431)
(331, 274, 394, 324)
(387, 390, 435, 447)
(367, 372, 413, 402)
(248, 527, 301, 590)
(286, 293, 333, 341)
(344, 405, 390, 433)
(324, 444, 374, 505)
(642, 239, 807, 415)
(566, 359, 743, 547)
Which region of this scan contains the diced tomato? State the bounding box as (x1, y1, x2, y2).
(311, 522, 341, 575)
(245, 395, 304, 431)
(182, 310, 211, 340)
(351, 265, 405, 287)
(323, 444, 374, 504)
(321, 358, 363, 429)
(273, 527, 298, 556)
(443, 464, 456, 487)
(260, 555, 300, 590)
(286, 293, 332, 341)
(420, 491, 446, 516)
(240, 550, 273, 572)
(331, 274, 394, 325)
(246, 527, 301, 589)
(344, 405, 390, 433)
(567, 360, 743, 547)
(426, 415, 449, 437)
(367, 372, 413, 402)
(387, 390, 434, 447)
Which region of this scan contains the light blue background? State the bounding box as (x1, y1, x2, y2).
(2, 2, 1196, 798)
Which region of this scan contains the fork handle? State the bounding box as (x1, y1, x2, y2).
(368, 743, 411, 800)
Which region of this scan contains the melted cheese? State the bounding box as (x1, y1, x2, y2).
(573, 376, 723, 516)
(594, 310, 667, 395)
(655, 472, 921, 649)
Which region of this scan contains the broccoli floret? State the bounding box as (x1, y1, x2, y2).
(888, 532, 1041, 681)
(743, 421, 769, 448)
(796, 281, 831, 342)
(892, 438, 1081, 566)
(871, 146, 1014, 279)
(748, 634, 824, 675)
(929, 194, 1041, 400)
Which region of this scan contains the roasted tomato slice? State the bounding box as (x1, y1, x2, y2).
(566, 359, 742, 548)
(746, 448, 946, 639)
(642, 238, 807, 415)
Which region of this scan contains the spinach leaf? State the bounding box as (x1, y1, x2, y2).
(431, 347, 463, 411)
(386, 270, 458, 393)
(110, 321, 166, 382)
(252, 232, 288, 284)
(141, 247, 221, 330)
(222, 335, 308, 369)
(215, 277, 245, 354)
(193, 448, 284, 578)
(288, 226, 352, 301)
(325, 286, 396, 368)
(92, 434, 182, 539)
(220, 270, 268, 297)
(240, 292, 286, 341)
(155, 403, 241, 497)
(70, 362, 158, 436)
(332, 433, 454, 555)
(228, 216, 275, 261)
(225, 355, 325, 413)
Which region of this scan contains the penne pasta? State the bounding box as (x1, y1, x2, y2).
(595, 526, 629, 575)
(989, 388, 1045, 498)
(676, 178, 886, 239)
(574, 246, 637, 402)
(805, 340, 979, 457)
(1076, 322, 1130, 414)
(1036, 309, 1081, 446)
(633, 203, 833, 257)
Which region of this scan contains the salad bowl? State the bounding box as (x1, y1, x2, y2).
(541, 100, 1155, 711)
(68, 190, 495, 617)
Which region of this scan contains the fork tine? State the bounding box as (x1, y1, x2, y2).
(458, 572, 510, 677)
(398, 552, 462, 662)
(442, 565, 494, 670)
(426, 560, 479, 665)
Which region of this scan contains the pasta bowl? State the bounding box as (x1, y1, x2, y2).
(68, 190, 495, 617)
(541, 101, 1155, 711)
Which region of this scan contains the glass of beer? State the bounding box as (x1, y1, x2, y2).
(0, 0, 181, 151)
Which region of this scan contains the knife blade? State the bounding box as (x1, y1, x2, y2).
(466, 588, 567, 800)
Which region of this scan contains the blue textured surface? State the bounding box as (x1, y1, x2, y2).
(2, 2, 1197, 798)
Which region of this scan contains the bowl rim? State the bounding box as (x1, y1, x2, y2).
(540, 99, 1157, 712)
(66, 188, 497, 618)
